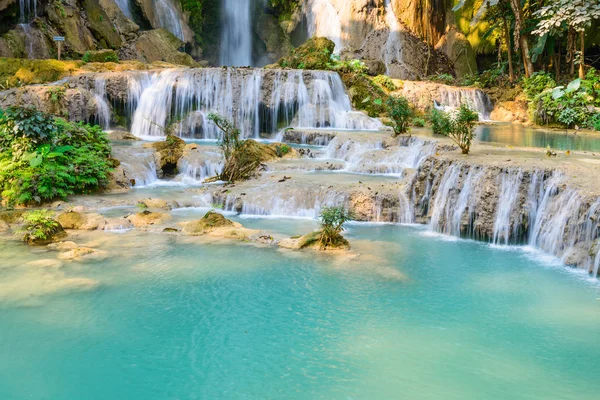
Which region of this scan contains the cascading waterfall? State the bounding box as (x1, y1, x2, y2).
(93, 76, 111, 130)
(449, 167, 484, 237)
(428, 164, 462, 233)
(17, 24, 35, 59)
(126, 68, 381, 139)
(435, 87, 494, 121)
(114, 0, 133, 19)
(304, 0, 344, 53)
(492, 170, 524, 245)
(220, 0, 253, 66)
(176, 150, 224, 184)
(19, 0, 36, 23)
(155, 0, 185, 41)
(383, 0, 403, 74)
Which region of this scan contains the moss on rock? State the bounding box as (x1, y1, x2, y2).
(182, 211, 234, 235)
(274, 37, 335, 70)
(340, 73, 388, 117)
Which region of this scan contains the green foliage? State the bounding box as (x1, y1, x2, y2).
(0, 107, 112, 205)
(412, 117, 426, 127)
(459, 62, 510, 88)
(341, 73, 387, 117)
(386, 95, 412, 137)
(327, 55, 368, 74)
(46, 87, 65, 103)
(207, 113, 242, 163)
(267, 0, 300, 21)
(429, 108, 452, 135)
(373, 75, 397, 91)
(523, 70, 599, 128)
(430, 73, 455, 85)
(587, 113, 600, 131)
(276, 37, 335, 70)
(104, 53, 119, 63)
(275, 144, 291, 157)
(432, 104, 479, 155)
(82, 51, 91, 63)
(16, 209, 63, 244)
(318, 205, 352, 249)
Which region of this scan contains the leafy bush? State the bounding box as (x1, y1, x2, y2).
(431, 104, 479, 154)
(104, 53, 119, 63)
(386, 95, 412, 136)
(82, 51, 91, 63)
(429, 108, 451, 135)
(275, 144, 291, 157)
(318, 205, 352, 249)
(412, 117, 425, 127)
(587, 113, 600, 131)
(16, 209, 65, 244)
(373, 75, 397, 91)
(0, 106, 112, 205)
(327, 56, 368, 74)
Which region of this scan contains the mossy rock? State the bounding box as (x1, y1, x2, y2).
(83, 0, 123, 49)
(280, 230, 351, 251)
(151, 135, 186, 172)
(123, 29, 195, 66)
(0, 59, 82, 88)
(341, 73, 388, 117)
(182, 211, 234, 235)
(0, 209, 25, 224)
(275, 37, 335, 70)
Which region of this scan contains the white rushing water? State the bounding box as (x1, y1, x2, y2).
(114, 0, 133, 19)
(492, 169, 524, 245)
(304, 0, 344, 53)
(19, 0, 36, 23)
(126, 68, 381, 139)
(220, 0, 253, 66)
(155, 0, 185, 41)
(383, 0, 403, 74)
(93, 76, 111, 130)
(435, 87, 494, 121)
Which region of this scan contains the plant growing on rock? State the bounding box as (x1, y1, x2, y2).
(16, 209, 65, 245)
(433, 104, 479, 155)
(317, 205, 352, 250)
(386, 95, 413, 137)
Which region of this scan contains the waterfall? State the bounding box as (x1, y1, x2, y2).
(155, 0, 185, 41)
(93, 76, 111, 130)
(19, 0, 36, 23)
(17, 24, 35, 59)
(429, 164, 462, 233)
(383, 0, 403, 74)
(114, 0, 133, 19)
(304, 0, 343, 53)
(492, 170, 524, 245)
(449, 167, 484, 237)
(126, 68, 381, 139)
(324, 135, 433, 175)
(435, 87, 494, 121)
(220, 0, 253, 66)
(177, 150, 224, 184)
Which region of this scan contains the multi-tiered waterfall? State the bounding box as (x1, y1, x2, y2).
(120, 68, 381, 139)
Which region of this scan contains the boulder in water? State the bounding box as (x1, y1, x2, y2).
(56, 211, 106, 230)
(148, 135, 186, 176)
(182, 211, 234, 235)
(279, 231, 351, 252)
(128, 211, 172, 227)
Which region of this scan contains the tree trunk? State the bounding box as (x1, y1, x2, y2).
(579, 30, 585, 80)
(508, 0, 534, 77)
(503, 16, 514, 82)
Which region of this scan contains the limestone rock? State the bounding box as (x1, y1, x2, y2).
(0, 220, 8, 233)
(119, 29, 195, 66)
(82, 0, 123, 49)
(435, 28, 478, 79)
(107, 130, 141, 141)
(362, 59, 387, 77)
(57, 247, 106, 261)
(47, 241, 79, 251)
(24, 259, 65, 269)
(279, 231, 351, 251)
(103, 217, 134, 231)
(56, 212, 106, 230)
(128, 211, 171, 227)
(182, 211, 234, 235)
(274, 37, 335, 70)
(141, 198, 174, 210)
(98, 0, 140, 40)
(490, 101, 529, 124)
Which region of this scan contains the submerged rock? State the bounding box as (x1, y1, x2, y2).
(57, 247, 107, 262)
(128, 211, 172, 228)
(47, 241, 79, 251)
(24, 259, 65, 269)
(0, 220, 8, 233)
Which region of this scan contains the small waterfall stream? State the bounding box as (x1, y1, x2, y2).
(435, 87, 494, 121)
(492, 170, 524, 245)
(220, 0, 253, 66)
(304, 0, 344, 53)
(125, 68, 381, 139)
(155, 0, 185, 41)
(19, 0, 37, 23)
(383, 0, 403, 74)
(114, 0, 133, 19)
(93, 76, 111, 130)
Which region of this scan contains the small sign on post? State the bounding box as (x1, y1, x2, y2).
(53, 36, 65, 61)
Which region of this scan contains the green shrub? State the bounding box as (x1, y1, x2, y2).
(386, 95, 412, 136)
(429, 108, 452, 135)
(0, 106, 112, 205)
(431, 104, 479, 154)
(373, 75, 397, 91)
(275, 144, 291, 157)
(16, 209, 64, 244)
(104, 53, 119, 63)
(412, 117, 425, 127)
(82, 51, 91, 63)
(318, 205, 352, 249)
(587, 113, 600, 131)
(327, 56, 368, 74)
